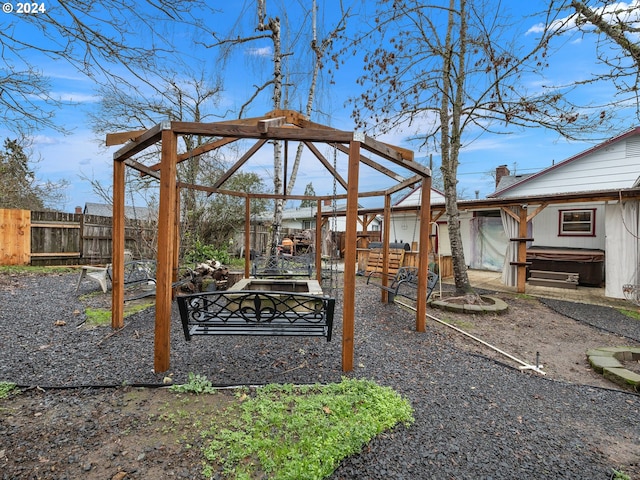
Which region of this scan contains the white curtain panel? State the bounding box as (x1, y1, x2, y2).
(605, 201, 640, 298)
(500, 207, 520, 287)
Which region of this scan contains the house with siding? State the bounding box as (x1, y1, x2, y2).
(489, 126, 640, 298)
(393, 127, 640, 298)
(253, 201, 381, 233)
(388, 187, 446, 251)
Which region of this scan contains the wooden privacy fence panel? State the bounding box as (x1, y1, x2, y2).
(0, 209, 157, 266)
(30, 211, 82, 265)
(0, 209, 31, 265)
(82, 214, 156, 265)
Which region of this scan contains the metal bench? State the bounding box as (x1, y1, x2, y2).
(177, 290, 335, 341)
(76, 260, 157, 294)
(366, 266, 439, 303)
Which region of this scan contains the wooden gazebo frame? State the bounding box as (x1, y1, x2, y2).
(107, 110, 432, 373)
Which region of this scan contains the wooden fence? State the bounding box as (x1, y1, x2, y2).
(1, 209, 156, 266)
(1, 208, 386, 267)
(0, 209, 30, 265)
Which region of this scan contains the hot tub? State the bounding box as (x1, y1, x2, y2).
(526, 246, 605, 287)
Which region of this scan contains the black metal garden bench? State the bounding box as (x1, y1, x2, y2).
(366, 266, 439, 303)
(177, 290, 335, 341)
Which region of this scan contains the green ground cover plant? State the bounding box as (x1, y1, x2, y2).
(0, 381, 18, 399)
(184, 377, 414, 480)
(84, 302, 154, 326)
(618, 308, 640, 321)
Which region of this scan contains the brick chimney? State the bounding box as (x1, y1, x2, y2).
(495, 165, 510, 188)
(75, 206, 83, 214)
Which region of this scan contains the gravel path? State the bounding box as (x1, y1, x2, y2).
(1, 272, 639, 479)
(541, 297, 640, 342)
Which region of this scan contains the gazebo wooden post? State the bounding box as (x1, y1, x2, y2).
(154, 127, 178, 373)
(342, 138, 361, 372)
(315, 200, 323, 283)
(172, 186, 181, 293)
(244, 196, 251, 278)
(517, 206, 528, 293)
(415, 177, 432, 332)
(111, 158, 126, 329)
(381, 193, 392, 303)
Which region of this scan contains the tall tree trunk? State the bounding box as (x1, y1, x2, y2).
(258, 11, 284, 254)
(441, 0, 473, 294)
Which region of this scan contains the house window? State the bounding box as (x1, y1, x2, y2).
(302, 220, 315, 230)
(558, 209, 596, 236)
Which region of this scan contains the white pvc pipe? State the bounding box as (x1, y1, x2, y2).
(395, 300, 545, 375)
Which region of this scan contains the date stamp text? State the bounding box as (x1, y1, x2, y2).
(3, 2, 47, 14)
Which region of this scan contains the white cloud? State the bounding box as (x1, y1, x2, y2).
(530, 1, 640, 37)
(526, 23, 546, 35)
(31, 135, 60, 146)
(53, 91, 100, 103)
(246, 46, 272, 57)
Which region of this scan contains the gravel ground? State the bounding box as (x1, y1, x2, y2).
(1, 272, 640, 479)
(541, 297, 640, 342)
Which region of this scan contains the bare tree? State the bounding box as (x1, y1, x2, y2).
(89, 68, 243, 250)
(346, 0, 613, 295)
(207, 0, 350, 254)
(569, 0, 640, 115)
(0, 0, 213, 134)
(285, 0, 349, 198)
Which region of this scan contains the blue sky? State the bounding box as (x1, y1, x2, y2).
(2, 0, 639, 211)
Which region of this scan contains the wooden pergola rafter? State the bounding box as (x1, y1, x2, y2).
(108, 110, 432, 374)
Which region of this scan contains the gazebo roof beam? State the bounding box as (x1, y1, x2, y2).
(124, 158, 161, 180)
(333, 143, 406, 183)
(176, 136, 238, 162)
(303, 141, 348, 191)
(361, 134, 413, 162)
(113, 121, 167, 162)
(138, 137, 241, 175)
(170, 121, 354, 143)
(258, 116, 287, 132)
(106, 129, 148, 146)
(211, 139, 268, 190)
(176, 179, 353, 202)
(361, 136, 431, 178)
(385, 175, 423, 196)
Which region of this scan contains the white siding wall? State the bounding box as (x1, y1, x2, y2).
(529, 202, 605, 250)
(389, 213, 420, 246)
(502, 138, 640, 197)
(387, 213, 452, 255)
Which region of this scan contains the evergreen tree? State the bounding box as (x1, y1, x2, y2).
(300, 183, 316, 208)
(0, 138, 43, 210)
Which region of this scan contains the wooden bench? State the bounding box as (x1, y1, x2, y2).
(367, 266, 439, 303)
(364, 248, 405, 279)
(177, 290, 335, 341)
